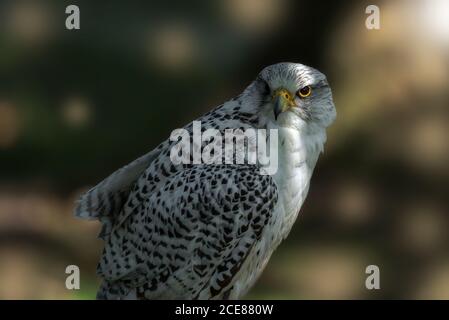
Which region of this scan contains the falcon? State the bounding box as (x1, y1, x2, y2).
(75, 62, 336, 299)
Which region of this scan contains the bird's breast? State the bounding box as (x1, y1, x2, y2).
(271, 127, 321, 237)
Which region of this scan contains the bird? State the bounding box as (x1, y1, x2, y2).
(74, 62, 336, 299)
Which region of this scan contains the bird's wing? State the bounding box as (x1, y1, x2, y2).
(98, 163, 278, 299)
(73, 141, 170, 238)
(73, 98, 253, 240)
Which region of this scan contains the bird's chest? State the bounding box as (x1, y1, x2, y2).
(272, 128, 317, 237)
(230, 128, 321, 298)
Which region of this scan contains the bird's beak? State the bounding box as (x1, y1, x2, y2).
(273, 88, 295, 120)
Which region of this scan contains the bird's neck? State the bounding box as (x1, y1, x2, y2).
(265, 121, 326, 228)
(266, 120, 326, 181)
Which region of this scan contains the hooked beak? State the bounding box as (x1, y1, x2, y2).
(273, 88, 296, 120)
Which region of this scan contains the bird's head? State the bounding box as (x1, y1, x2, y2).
(248, 62, 336, 129)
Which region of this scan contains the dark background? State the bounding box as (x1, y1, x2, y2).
(0, 0, 448, 299)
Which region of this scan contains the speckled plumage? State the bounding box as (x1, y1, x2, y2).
(75, 62, 336, 299)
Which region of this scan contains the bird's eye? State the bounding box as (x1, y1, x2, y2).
(297, 86, 312, 98)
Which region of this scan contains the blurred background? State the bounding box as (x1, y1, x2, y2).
(0, 0, 448, 299)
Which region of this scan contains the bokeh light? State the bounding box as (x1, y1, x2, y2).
(0, 101, 22, 149)
(61, 96, 93, 128)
